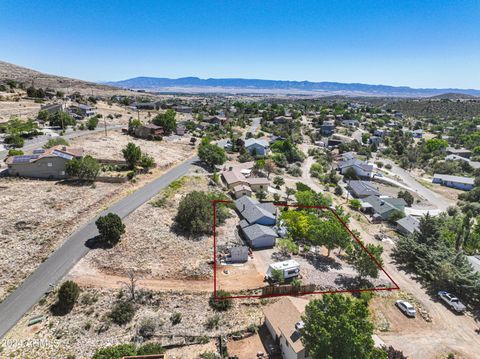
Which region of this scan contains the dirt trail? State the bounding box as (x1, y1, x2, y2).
(68, 260, 264, 294)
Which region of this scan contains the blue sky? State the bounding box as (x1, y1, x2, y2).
(0, 0, 479, 88)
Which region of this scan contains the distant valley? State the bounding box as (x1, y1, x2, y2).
(104, 76, 480, 97)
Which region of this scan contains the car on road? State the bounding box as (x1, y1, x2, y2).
(395, 300, 416, 317)
(438, 291, 466, 313)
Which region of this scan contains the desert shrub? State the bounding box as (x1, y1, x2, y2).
(170, 312, 182, 325)
(209, 290, 232, 311)
(43, 137, 70, 149)
(109, 300, 135, 325)
(137, 317, 157, 339)
(137, 343, 165, 355)
(8, 149, 23, 156)
(91, 344, 136, 359)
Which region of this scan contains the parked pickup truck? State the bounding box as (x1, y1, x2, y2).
(438, 291, 466, 313)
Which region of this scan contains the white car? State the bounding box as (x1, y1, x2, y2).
(395, 300, 416, 317)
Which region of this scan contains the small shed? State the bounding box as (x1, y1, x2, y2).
(228, 246, 249, 263)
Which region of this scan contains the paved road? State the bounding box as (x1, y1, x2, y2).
(246, 117, 261, 138)
(381, 159, 453, 211)
(0, 125, 123, 160)
(0, 155, 198, 339)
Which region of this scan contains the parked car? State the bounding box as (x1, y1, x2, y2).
(395, 300, 416, 317)
(438, 291, 466, 313)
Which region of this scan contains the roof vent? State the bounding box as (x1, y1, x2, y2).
(295, 321, 305, 331)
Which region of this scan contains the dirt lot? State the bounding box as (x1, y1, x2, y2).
(2, 287, 264, 359)
(70, 172, 215, 283)
(70, 129, 193, 166)
(0, 133, 195, 302)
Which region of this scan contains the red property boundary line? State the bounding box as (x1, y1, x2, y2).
(212, 200, 400, 300)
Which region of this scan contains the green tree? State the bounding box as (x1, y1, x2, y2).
(349, 199, 362, 211)
(277, 237, 299, 256)
(198, 143, 227, 168)
(86, 116, 99, 130)
(334, 185, 343, 196)
(122, 142, 142, 170)
(348, 242, 384, 279)
(57, 280, 80, 311)
(95, 213, 126, 245)
(397, 190, 414, 207)
(175, 191, 229, 236)
(43, 137, 70, 149)
(301, 294, 376, 359)
(388, 210, 405, 224)
(139, 154, 156, 169)
(49, 111, 75, 129)
(285, 187, 296, 202)
(273, 176, 285, 188)
(152, 109, 176, 134)
(256, 190, 267, 201)
(65, 155, 100, 181)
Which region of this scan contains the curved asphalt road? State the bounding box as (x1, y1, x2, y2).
(0, 155, 198, 339)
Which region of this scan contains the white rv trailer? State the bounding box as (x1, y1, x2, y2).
(266, 259, 300, 281)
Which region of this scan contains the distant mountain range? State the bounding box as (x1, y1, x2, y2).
(104, 76, 480, 97)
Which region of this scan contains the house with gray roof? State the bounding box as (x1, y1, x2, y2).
(362, 196, 407, 221)
(228, 246, 249, 263)
(396, 215, 420, 236)
(338, 158, 373, 178)
(236, 196, 278, 249)
(432, 174, 475, 191)
(241, 223, 278, 248)
(244, 138, 269, 157)
(235, 196, 276, 225)
(347, 180, 380, 198)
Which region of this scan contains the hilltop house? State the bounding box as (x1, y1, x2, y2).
(244, 138, 269, 157)
(71, 104, 95, 118)
(6, 145, 84, 179)
(263, 296, 310, 359)
(432, 174, 475, 191)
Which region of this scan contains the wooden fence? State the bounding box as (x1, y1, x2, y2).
(262, 283, 317, 296)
